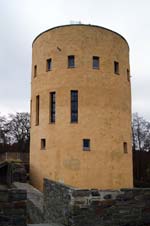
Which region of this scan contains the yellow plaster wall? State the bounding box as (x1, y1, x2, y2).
(30, 25, 133, 191)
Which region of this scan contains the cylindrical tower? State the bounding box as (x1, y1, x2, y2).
(30, 24, 133, 191)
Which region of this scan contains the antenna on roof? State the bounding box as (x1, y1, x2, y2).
(70, 20, 82, 24)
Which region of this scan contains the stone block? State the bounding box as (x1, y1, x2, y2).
(13, 200, 26, 208)
(98, 199, 115, 207)
(103, 194, 112, 200)
(0, 190, 9, 202)
(11, 216, 26, 226)
(9, 189, 27, 201)
(72, 189, 90, 197)
(91, 190, 101, 197)
(0, 215, 11, 226)
(3, 207, 25, 216)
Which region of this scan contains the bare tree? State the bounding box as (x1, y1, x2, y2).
(132, 113, 150, 151)
(0, 114, 9, 145)
(143, 122, 150, 151)
(7, 112, 30, 151)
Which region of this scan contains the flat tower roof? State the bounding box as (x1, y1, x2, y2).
(32, 24, 129, 49)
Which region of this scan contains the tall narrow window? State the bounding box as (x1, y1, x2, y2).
(34, 65, 37, 77)
(93, 56, 99, 69)
(47, 59, 52, 71)
(50, 92, 56, 123)
(123, 142, 128, 153)
(36, 95, 40, 125)
(114, 61, 119, 74)
(68, 55, 75, 68)
(71, 90, 78, 123)
(127, 69, 130, 82)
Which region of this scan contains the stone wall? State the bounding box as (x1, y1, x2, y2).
(44, 179, 72, 225)
(43, 179, 150, 226)
(13, 179, 150, 226)
(13, 182, 44, 224)
(0, 188, 27, 226)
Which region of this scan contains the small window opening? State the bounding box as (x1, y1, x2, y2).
(34, 65, 37, 77)
(47, 59, 52, 71)
(68, 55, 75, 68)
(93, 56, 99, 69)
(114, 61, 119, 74)
(123, 142, 128, 153)
(127, 69, 130, 82)
(41, 139, 46, 150)
(83, 139, 90, 151)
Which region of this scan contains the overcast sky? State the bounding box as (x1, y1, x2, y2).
(0, 0, 149, 120)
